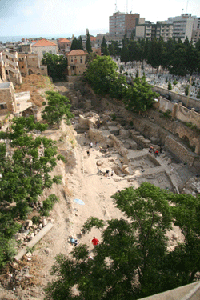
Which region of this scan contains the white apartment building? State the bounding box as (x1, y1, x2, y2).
(155, 22, 173, 41)
(168, 14, 198, 42)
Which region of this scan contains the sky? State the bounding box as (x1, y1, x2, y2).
(0, 0, 199, 38)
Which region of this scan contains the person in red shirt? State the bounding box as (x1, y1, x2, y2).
(92, 237, 99, 247)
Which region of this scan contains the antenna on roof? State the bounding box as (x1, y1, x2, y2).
(186, 0, 189, 14)
(115, 0, 118, 12)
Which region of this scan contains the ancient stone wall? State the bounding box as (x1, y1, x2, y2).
(100, 96, 200, 165)
(165, 136, 197, 166)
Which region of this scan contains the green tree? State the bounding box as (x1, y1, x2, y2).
(86, 31, 92, 54)
(42, 91, 73, 126)
(124, 76, 158, 112)
(108, 41, 121, 57)
(42, 53, 67, 81)
(120, 37, 130, 65)
(84, 55, 118, 95)
(0, 116, 64, 268)
(101, 36, 109, 56)
(70, 36, 83, 50)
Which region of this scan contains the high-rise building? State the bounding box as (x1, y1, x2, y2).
(168, 14, 197, 42)
(109, 12, 140, 39)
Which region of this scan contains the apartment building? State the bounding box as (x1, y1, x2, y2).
(155, 22, 173, 41)
(0, 49, 22, 85)
(135, 22, 156, 40)
(168, 14, 198, 42)
(109, 12, 140, 39)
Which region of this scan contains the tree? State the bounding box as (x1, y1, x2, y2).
(101, 36, 109, 56)
(86, 31, 92, 54)
(42, 53, 67, 81)
(70, 36, 83, 50)
(42, 91, 74, 126)
(0, 116, 64, 268)
(120, 37, 130, 65)
(84, 55, 118, 95)
(45, 183, 176, 299)
(124, 76, 159, 112)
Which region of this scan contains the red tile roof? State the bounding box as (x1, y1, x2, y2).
(32, 39, 57, 47)
(67, 50, 87, 56)
(90, 36, 96, 42)
(59, 38, 71, 43)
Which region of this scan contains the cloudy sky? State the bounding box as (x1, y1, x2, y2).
(0, 0, 199, 38)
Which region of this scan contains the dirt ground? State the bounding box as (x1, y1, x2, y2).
(0, 113, 198, 299)
(15, 74, 55, 107)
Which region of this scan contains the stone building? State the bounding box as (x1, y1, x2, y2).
(31, 39, 58, 63)
(0, 82, 16, 115)
(66, 50, 88, 75)
(0, 50, 22, 85)
(58, 38, 71, 53)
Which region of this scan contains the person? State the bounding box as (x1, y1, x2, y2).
(105, 170, 110, 177)
(90, 142, 93, 148)
(149, 146, 154, 153)
(74, 239, 78, 246)
(154, 150, 159, 157)
(86, 150, 90, 157)
(160, 146, 163, 154)
(84, 132, 87, 138)
(111, 170, 114, 176)
(92, 237, 99, 247)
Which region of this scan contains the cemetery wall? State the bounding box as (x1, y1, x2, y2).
(158, 98, 200, 129)
(153, 85, 200, 109)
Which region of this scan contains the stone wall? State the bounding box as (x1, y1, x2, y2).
(0, 82, 16, 115)
(165, 136, 197, 166)
(153, 85, 200, 110)
(158, 97, 200, 129)
(100, 96, 200, 166)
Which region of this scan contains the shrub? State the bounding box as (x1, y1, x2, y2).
(40, 194, 59, 216)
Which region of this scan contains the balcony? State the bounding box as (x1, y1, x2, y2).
(5, 50, 18, 59)
(6, 59, 18, 68)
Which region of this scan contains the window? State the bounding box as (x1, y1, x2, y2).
(42, 51, 46, 55)
(80, 57, 82, 63)
(49, 50, 52, 54)
(0, 103, 7, 110)
(71, 58, 73, 62)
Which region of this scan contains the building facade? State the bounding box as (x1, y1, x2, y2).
(168, 14, 198, 42)
(109, 12, 140, 39)
(66, 50, 88, 76)
(31, 39, 58, 63)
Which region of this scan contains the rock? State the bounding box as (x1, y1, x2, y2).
(39, 223, 43, 229)
(25, 220, 33, 228)
(48, 218, 54, 223)
(42, 218, 47, 227)
(96, 160, 103, 166)
(29, 233, 35, 240)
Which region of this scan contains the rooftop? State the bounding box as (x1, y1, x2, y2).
(32, 39, 57, 47)
(67, 50, 87, 56)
